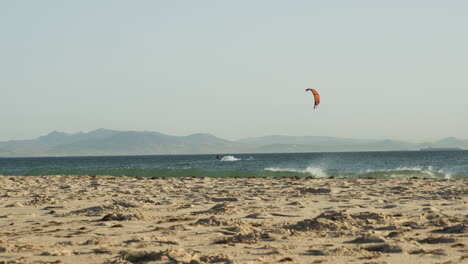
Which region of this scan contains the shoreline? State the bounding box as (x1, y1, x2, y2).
(1, 175, 467, 263)
(1, 174, 465, 180)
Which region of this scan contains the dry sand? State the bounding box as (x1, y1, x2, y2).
(0, 175, 467, 264)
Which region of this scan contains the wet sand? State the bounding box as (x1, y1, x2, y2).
(0, 175, 467, 263)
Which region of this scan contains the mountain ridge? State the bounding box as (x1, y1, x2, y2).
(0, 129, 467, 157)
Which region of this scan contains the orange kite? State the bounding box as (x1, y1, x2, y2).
(306, 89, 320, 109)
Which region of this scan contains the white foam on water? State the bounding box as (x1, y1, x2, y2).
(221, 156, 241, 161)
(438, 169, 453, 179)
(264, 167, 328, 178)
(361, 166, 451, 179)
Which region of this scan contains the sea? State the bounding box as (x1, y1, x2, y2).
(1, 151, 467, 179)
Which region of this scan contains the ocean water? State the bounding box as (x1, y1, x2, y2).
(0, 151, 467, 179)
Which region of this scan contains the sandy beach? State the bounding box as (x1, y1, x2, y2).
(0, 175, 466, 264)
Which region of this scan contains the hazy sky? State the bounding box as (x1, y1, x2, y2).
(1, 1, 467, 141)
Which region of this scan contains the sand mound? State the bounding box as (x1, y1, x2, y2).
(110, 200, 141, 208)
(433, 224, 467, 234)
(5, 201, 24, 207)
(192, 216, 243, 227)
(118, 250, 169, 263)
(299, 187, 332, 194)
(362, 243, 404, 253)
(215, 231, 279, 244)
(101, 212, 150, 221)
(69, 205, 114, 217)
(118, 249, 195, 263)
(191, 202, 238, 215)
(211, 197, 239, 202)
(198, 253, 233, 264)
(345, 233, 386, 243)
(244, 213, 269, 219)
(27, 195, 61, 206)
(68, 201, 153, 220)
(287, 210, 390, 233)
(418, 236, 457, 244)
(117, 248, 234, 264)
(193, 216, 224, 226)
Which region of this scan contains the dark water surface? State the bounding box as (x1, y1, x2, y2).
(1, 151, 467, 179)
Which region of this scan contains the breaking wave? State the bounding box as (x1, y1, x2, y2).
(261, 166, 457, 179)
(355, 167, 453, 179)
(220, 156, 241, 161)
(264, 167, 329, 178)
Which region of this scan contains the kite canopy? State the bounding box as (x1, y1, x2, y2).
(306, 88, 320, 109)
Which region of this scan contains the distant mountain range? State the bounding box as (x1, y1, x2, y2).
(0, 129, 466, 157)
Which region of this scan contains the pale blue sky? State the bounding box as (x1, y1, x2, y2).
(1, 1, 467, 141)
